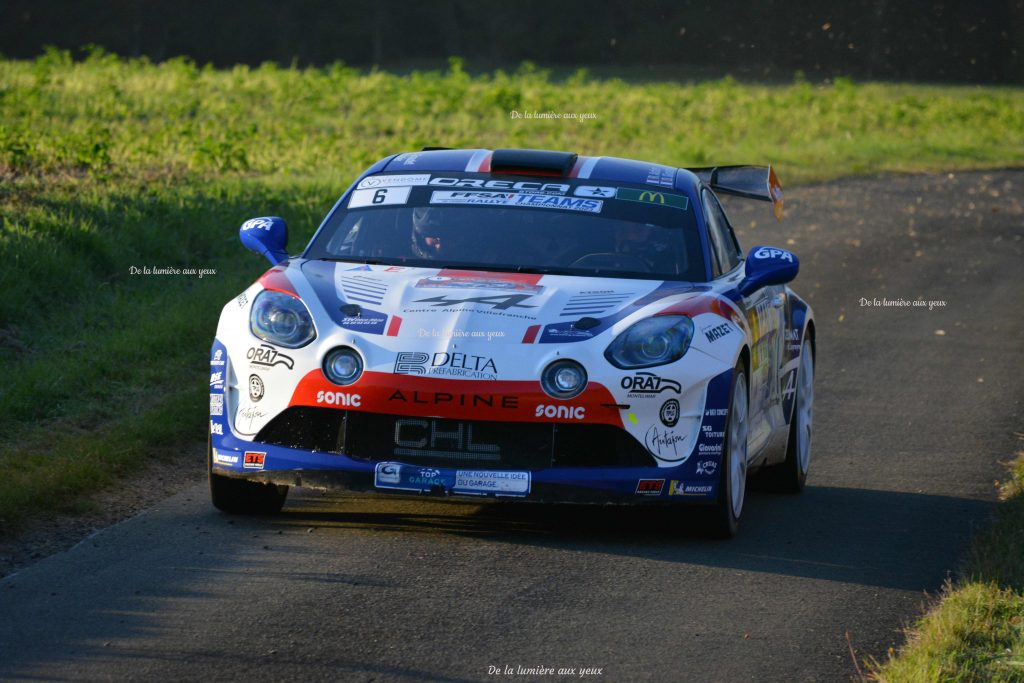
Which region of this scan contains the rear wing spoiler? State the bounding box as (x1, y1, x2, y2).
(687, 165, 784, 221)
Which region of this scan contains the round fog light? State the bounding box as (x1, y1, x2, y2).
(541, 360, 587, 399)
(323, 347, 363, 386)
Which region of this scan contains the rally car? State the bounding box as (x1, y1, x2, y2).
(209, 148, 815, 537)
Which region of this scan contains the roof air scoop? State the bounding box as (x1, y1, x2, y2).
(491, 149, 578, 176)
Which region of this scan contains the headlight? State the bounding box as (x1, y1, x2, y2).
(250, 290, 316, 348)
(541, 359, 588, 399)
(604, 315, 694, 369)
(323, 347, 363, 385)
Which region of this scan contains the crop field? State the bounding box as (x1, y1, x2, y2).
(1, 49, 1023, 529)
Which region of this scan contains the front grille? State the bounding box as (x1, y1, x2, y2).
(255, 408, 656, 468)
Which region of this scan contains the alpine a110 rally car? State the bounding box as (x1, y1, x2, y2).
(209, 148, 815, 537)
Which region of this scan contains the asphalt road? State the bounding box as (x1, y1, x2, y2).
(2, 170, 1022, 682)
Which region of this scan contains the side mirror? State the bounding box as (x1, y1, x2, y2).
(240, 216, 289, 265)
(738, 245, 799, 297)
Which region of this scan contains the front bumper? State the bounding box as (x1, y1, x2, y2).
(210, 414, 723, 505)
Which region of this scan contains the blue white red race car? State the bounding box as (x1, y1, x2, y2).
(209, 148, 815, 537)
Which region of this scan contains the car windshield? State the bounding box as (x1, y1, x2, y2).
(305, 173, 706, 281)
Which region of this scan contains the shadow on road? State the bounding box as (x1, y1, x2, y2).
(274, 483, 990, 593)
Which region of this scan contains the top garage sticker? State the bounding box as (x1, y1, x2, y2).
(430, 191, 603, 213)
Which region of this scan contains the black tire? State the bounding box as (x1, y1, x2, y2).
(763, 339, 814, 494)
(208, 432, 288, 515)
(702, 361, 749, 539)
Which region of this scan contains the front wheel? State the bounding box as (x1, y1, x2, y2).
(703, 363, 749, 538)
(208, 433, 288, 515)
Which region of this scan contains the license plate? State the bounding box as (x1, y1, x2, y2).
(374, 462, 530, 497)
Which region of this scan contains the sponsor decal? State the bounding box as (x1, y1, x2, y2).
(347, 186, 411, 208)
(752, 246, 794, 262)
(413, 293, 535, 311)
(430, 190, 602, 213)
(210, 371, 224, 386)
(236, 406, 268, 433)
(393, 351, 498, 380)
(356, 173, 430, 189)
(241, 218, 273, 232)
(388, 389, 517, 409)
(209, 394, 224, 416)
(415, 274, 544, 294)
(393, 418, 501, 458)
(248, 375, 264, 402)
(698, 442, 723, 455)
(660, 399, 680, 427)
(621, 372, 682, 395)
(534, 404, 586, 420)
(668, 481, 713, 496)
(636, 479, 665, 495)
(210, 421, 223, 436)
(702, 322, 733, 343)
(236, 292, 248, 308)
(339, 308, 389, 335)
(243, 451, 266, 470)
(315, 390, 362, 407)
(408, 467, 446, 487)
(212, 449, 239, 466)
(573, 185, 616, 198)
(428, 177, 570, 194)
(695, 460, 717, 475)
(646, 166, 676, 187)
(616, 187, 689, 210)
(784, 328, 801, 342)
(705, 408, 728, 417)
(644, 426, 689, 461)
(376, 462, 402, 485)
(701, 425, 725, 439)
(210, 349, 225, 366)
(454, 470, 530, 496)
(247, 344, 294, 370)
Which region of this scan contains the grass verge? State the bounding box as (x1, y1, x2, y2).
(870, 453, 1024, 681)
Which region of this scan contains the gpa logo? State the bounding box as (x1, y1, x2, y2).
(635, 479, 665, 496)
(752, 247, 794, 263)
(249, 375, 264, 402)
(243, 451, 266, 469)
(241, 218, 274, 232)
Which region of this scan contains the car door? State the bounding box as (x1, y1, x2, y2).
(702, 189, 783, 459)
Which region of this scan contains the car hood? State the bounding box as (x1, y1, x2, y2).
(293, 259, 701, 344)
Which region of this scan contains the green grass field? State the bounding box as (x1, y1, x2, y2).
(1, 48, 1022, 679)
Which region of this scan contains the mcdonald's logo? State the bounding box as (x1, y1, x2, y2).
(615, 187, 689, 210)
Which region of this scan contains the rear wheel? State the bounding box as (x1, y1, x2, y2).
(208, 433, 288, 515)
(703, 363, 748, 538)
(764, 339, 814, 493)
